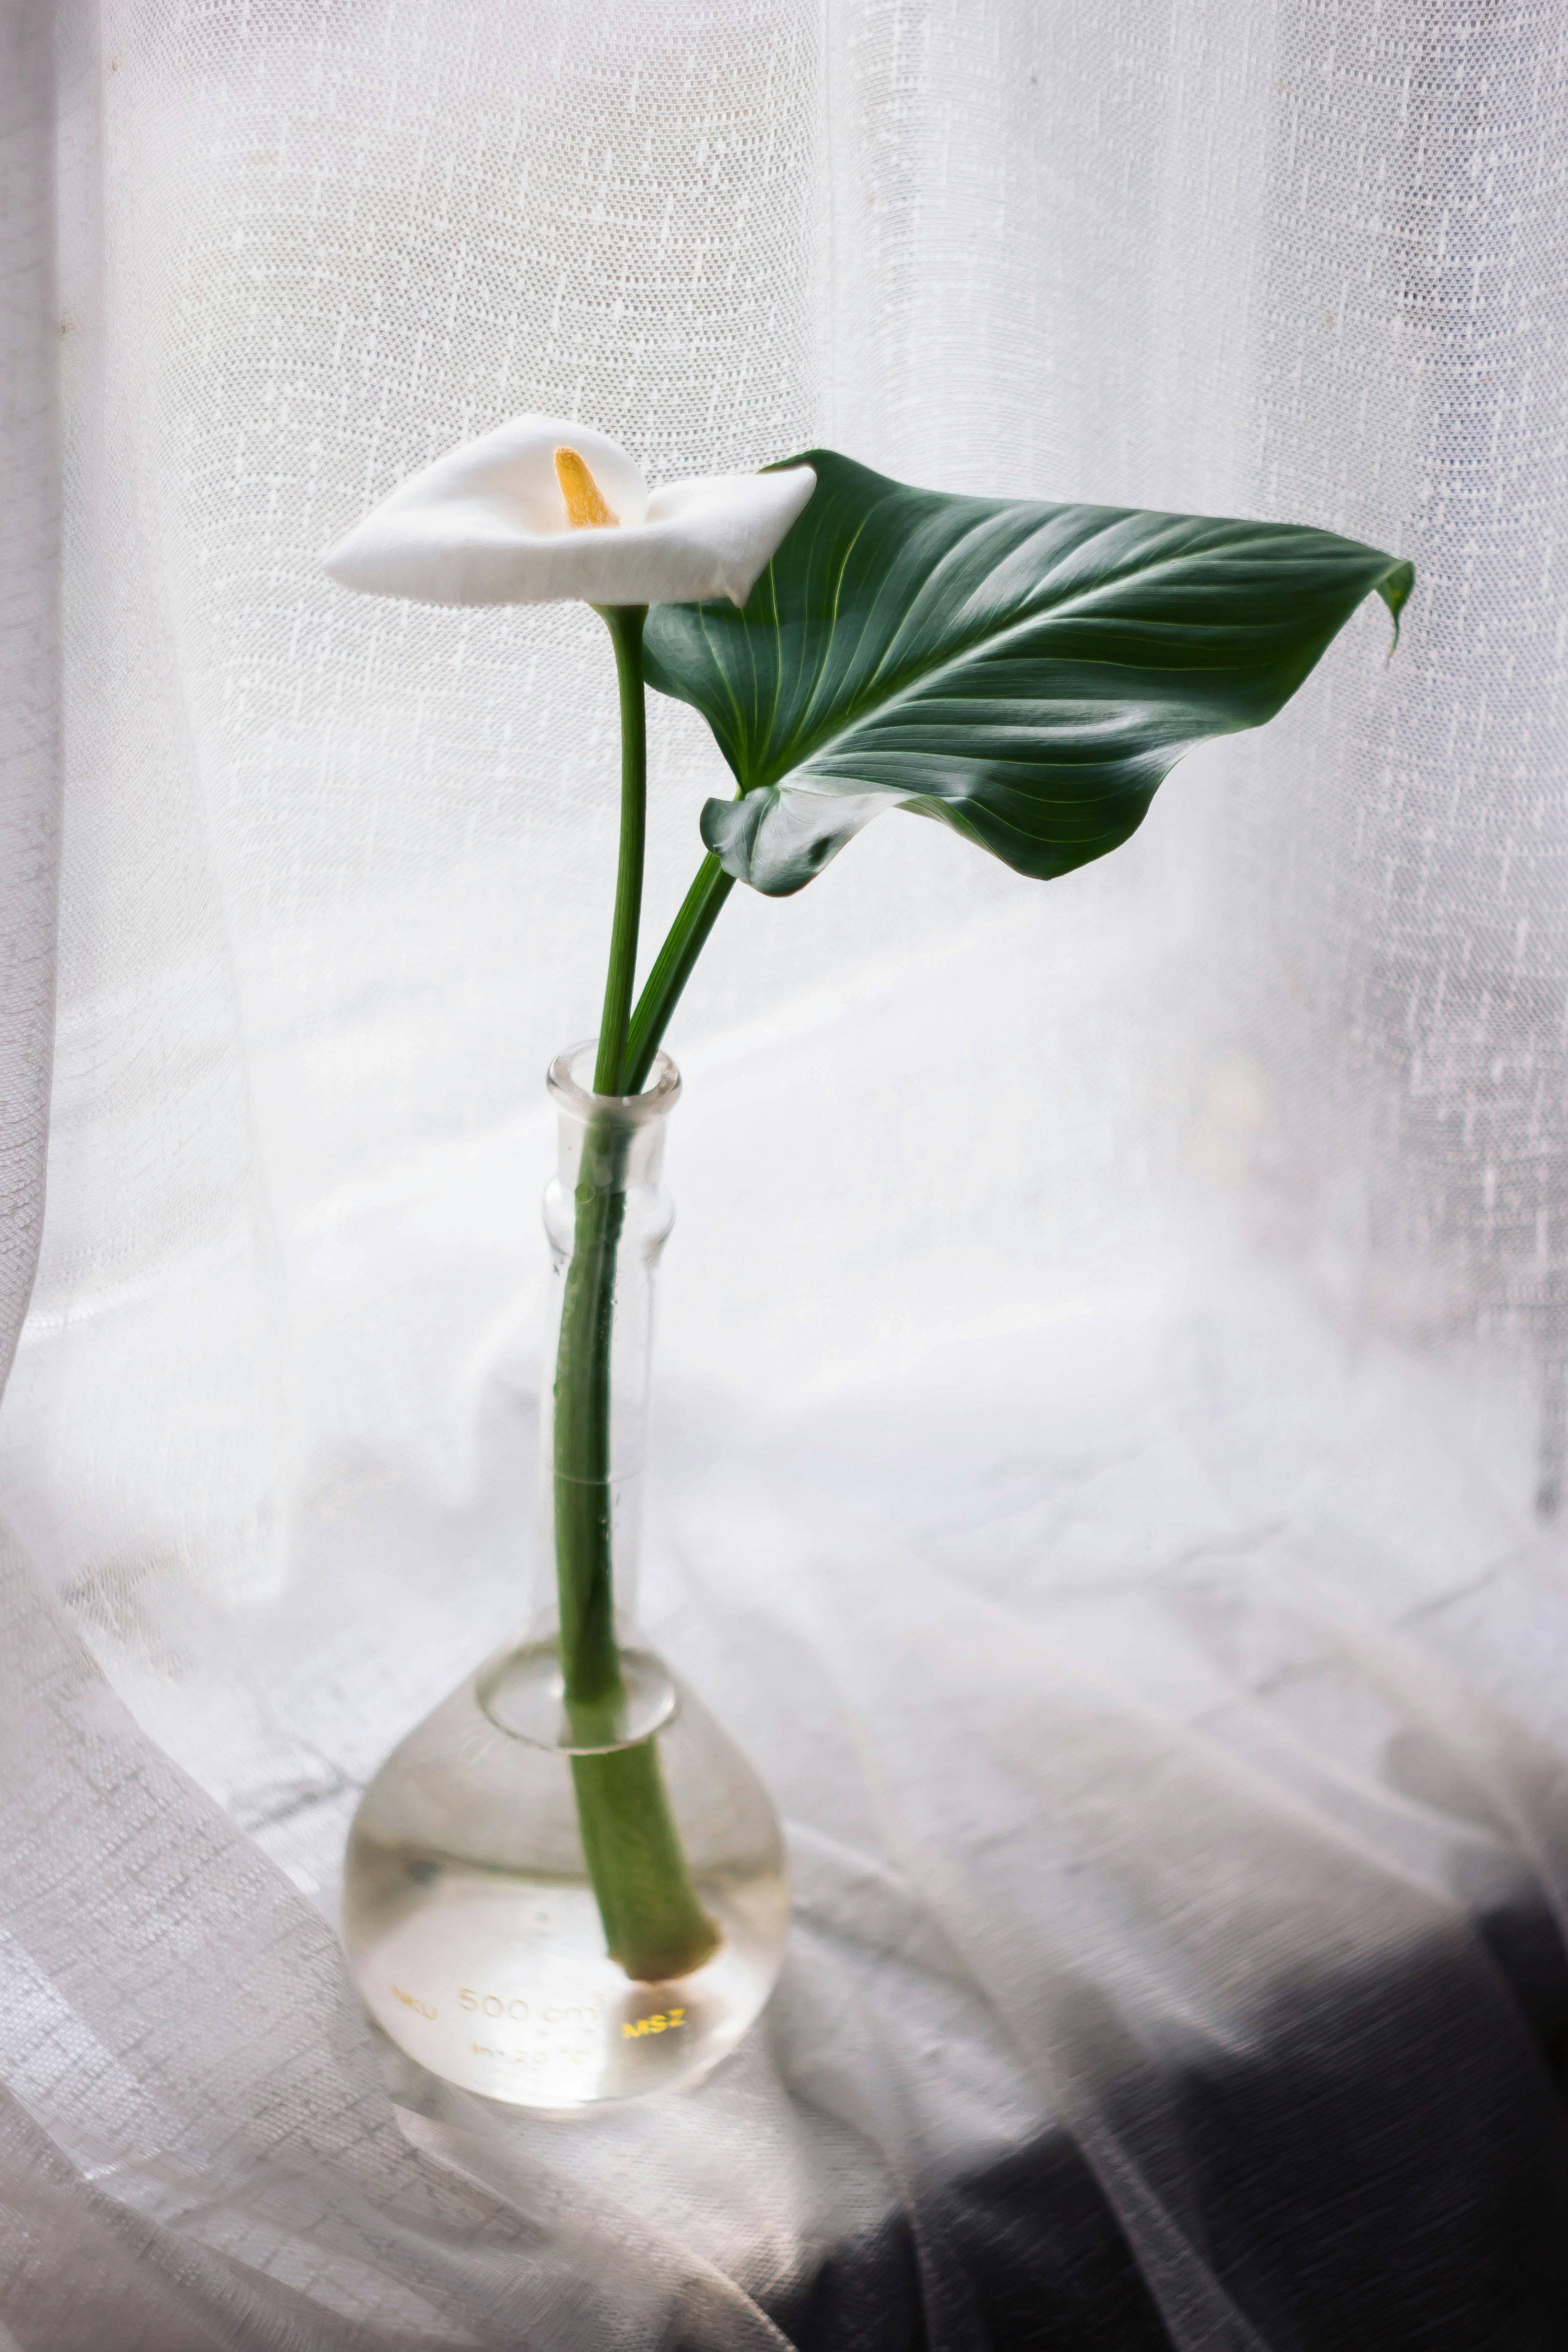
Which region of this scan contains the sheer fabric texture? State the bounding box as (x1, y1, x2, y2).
(2, 0, 1567, 2344)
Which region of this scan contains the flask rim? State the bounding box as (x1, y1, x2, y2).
(547, 1038, 681, 1126)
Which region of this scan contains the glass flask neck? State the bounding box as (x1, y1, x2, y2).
(533, 1039, 679, 1656)
(545, 1038, 680, 1204)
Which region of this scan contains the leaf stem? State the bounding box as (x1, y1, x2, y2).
(624, 852, 736, 1094)
(592, 604, 648, 1095)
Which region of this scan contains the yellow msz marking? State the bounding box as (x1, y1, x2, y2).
(555, 446, 619, 529)
(622, 2006, 687, 2038)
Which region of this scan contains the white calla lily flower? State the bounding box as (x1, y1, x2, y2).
(322, 414, 816, 610)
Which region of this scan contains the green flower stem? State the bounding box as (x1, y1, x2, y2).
(552, 1146, 628, 1717)
(551, 606, 719, 1983)
(553, 1145, 720, 1980)
(592, 603, 649, 1097)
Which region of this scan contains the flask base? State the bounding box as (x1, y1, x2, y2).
(352, 1866, 776, 2109)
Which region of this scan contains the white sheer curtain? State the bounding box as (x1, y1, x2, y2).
(3, 2, 1568, 2344)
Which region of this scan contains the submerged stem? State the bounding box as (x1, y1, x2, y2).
(571, 1742, 720, 1980)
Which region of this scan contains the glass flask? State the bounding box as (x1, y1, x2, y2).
(342, 1044, 789, 2111)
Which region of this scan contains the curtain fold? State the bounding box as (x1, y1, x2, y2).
(0, 0, 59, 1395)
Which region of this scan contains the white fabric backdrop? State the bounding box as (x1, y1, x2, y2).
(3, 1, 1568, 2344)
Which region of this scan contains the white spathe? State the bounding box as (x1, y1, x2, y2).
(321, 414, 817, 608)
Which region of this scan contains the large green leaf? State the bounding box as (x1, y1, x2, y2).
(642, 449, 1413, 897)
